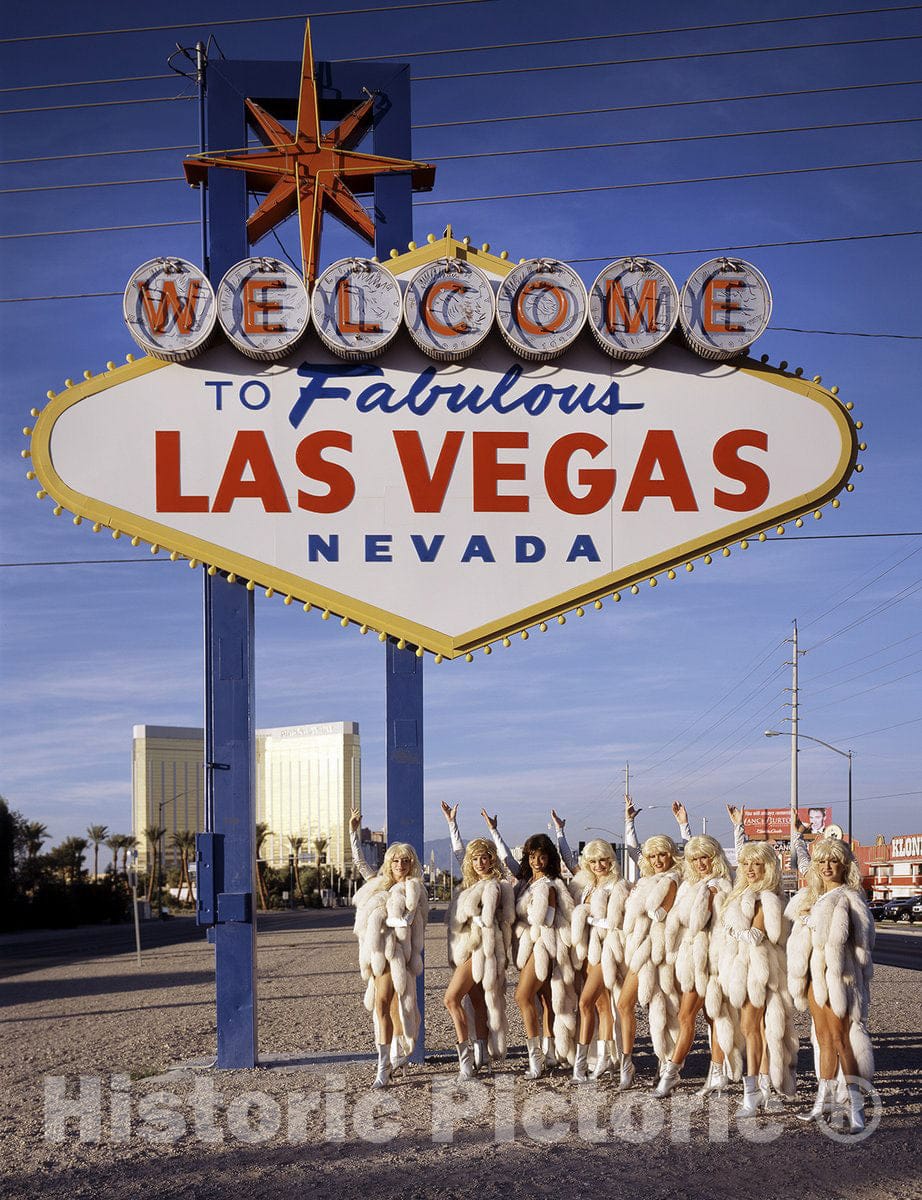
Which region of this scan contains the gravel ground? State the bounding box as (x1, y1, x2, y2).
(1, 908, 919, 1200)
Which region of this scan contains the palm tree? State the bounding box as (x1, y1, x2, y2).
(313, 836, 328, 897)
(287, 835, 307, 906)
(86, 824, 109, 881)
(105, 833, 122, 875)
(24, 821, 48, 862)
(59, 836, 88, 884)
(170, 830, 196, 902)
(143, 825, 166, 902)
(255, 822, 272, 910)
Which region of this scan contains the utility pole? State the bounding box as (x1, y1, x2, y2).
(788, 619, 806, 878)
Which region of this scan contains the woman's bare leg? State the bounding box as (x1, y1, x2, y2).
(672, 990, 705, 1066)
(443, 958, 476, 1042)
(617, 970, 639, 1056)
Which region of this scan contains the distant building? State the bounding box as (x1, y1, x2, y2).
(132, 721, 361, 873)
(855, 832, 922, 899)
(131, 725, 206, 871)
(257, 722, 361, 871)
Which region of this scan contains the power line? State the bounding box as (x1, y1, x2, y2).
(0, 144, 195, 167)
(342, 6, 922, 61)
(0, 73, 173, 95)
(0, 175, 184, 196)
(772, 326, 922, 339)
(12, 119, 922, 199)
(802, 544, 922, 631)
(0, 176, 184, 196)
(809, 665, 922, 710)
(809, 578, 922, 651)
(414, 34, 922, 83)
(0, 1, 494, 44)
(0, 94, 195, 117)
(413, 79, 922, 131)
(809, 646, 922, 695)
(429, 117, 922, 163)
(6, 80, 920, 155)
(0, 219, 198, 241)
(809, 631, 922, 682)
(417, 157, 922, 207)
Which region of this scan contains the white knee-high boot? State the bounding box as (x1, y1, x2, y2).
(526, 1036, 545, 1079)
(738, 1074, 765, 1117)
(654, 1059, 682, 1098)
(456, 1040, 475, 1081)
(373, 1044, 391, 1089)
(572, 1043, 590, 1083)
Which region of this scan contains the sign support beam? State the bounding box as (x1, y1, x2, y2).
(199, 49, 420, 1068)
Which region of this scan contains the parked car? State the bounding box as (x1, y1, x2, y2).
(868, 900, 889, 920)
(881, 895, 922, 922)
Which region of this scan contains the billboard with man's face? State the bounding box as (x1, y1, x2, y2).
(742, 806, 834, 844)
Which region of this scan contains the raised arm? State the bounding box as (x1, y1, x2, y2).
(349, 809, 376, 881)
(791, 815, 811, 875)
(550, 809, 579, 874)
(440, 800, 466, 869)
(727, 804, 746, 859)
(481, 808, 520, 876)
(671, 801, 693, 843)
(624, 797, 641, 866)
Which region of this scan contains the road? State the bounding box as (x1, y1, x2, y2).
(1, 907, 917, 974)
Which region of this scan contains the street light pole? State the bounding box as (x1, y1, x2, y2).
(765, 730, 853, 842)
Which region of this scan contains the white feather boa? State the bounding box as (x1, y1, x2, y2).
(352, 875, 428, 1055)
(447, 877, 515, 1061)
(710, 888, 797, 1094)
(622, 869, 682, 1064)
(666, 876, 732, 997)
(785, 885, 875, 1083)
(514, 877, 578, 1063)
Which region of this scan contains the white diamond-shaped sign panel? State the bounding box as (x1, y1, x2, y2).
(28, 330, 856, 658)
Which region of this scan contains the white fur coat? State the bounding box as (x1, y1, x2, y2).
(785, 885, 875, 1083)
(666, 875, 732, 997)
(353, 874, 428, 1055)
(709, 888, 797, 1094)
(514, 877, 578, 1062)
(622, 869, 682, 1065)
(568, 873, 630, 1006)
(447, 877, 515, 1061)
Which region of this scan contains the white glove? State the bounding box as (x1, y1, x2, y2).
(385, 916, 409, 929)
(544, 905, 556, 925)
(737, 927, 765, 946)
(649, 906, 668, 923)
(587, 916, 610, 930)
(472, 915, 486, 929)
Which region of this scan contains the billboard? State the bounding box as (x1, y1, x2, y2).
(742, 806, 834, 843)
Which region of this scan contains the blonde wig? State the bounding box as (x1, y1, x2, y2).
(380, 842, 423, 888)
(797, 837, 863, 916)
(460, 837, 502, 889)
(725, 840, 782, 904)
(579, 837, 622, 882)
(682, 834, 731, 884)
(639, 834, 680, 877)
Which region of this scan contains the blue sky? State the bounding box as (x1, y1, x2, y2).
(1, 0, 920, 853)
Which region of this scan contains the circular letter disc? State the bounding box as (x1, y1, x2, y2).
(588, 258, 679, 360)
(403, 258, 495, 361)
(216, 258, 309, 360)
(311, 258, 403, 360)
(123, 257, 216, 362)
(679, 257, 772, 361)
(496, 258, 588, 361)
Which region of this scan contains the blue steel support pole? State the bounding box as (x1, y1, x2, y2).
(198, 50, 420, 1068)
(368, 63, 426, 1063)
(203, 60, 258, 1070)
